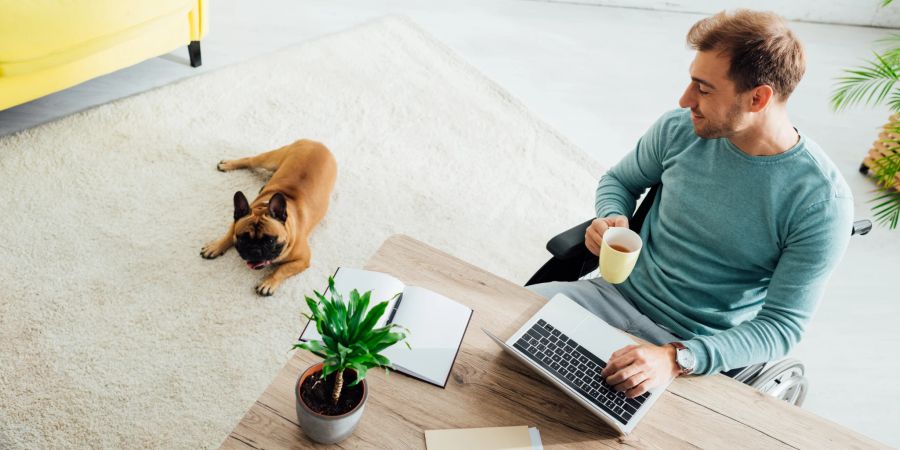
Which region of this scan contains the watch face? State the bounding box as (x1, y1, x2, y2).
(678, 348, 695, 371)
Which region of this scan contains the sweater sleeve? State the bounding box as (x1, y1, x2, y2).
(595, 111, 674, 219)
(681, 196, 853, 375)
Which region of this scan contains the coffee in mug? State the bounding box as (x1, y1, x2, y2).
(599, 227, 643, 284)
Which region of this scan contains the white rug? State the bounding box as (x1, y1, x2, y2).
(0, 16, 601, 448)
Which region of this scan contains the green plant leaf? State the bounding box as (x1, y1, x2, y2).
(320, 334, 338, 354)
(333, 290, 349, 342)
(347, 289, 365, 342)
(337, 342, 352, 359)
(831, 51, 900, 112)
(345, 289, 359, 334)
(872, 152, 900, 188)
(372, 354, 391, 366)
(318, 289, 343, 340)
(321, 356, 339, 379)
(347, 290, 372, 342)
(869, 189, 900, 229)
(878, 34, 900, 62)
(357, 301, 390, 337)
(347, 362, 370, 386)
(304, 296, 326, 335)
(325, 278, 348, 340)
(368, 332, 408, 354)
(295, 341, 328, 359)
(295, 276, 410, 378)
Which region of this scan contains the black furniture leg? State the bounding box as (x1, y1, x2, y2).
(188, 41, 202, 68)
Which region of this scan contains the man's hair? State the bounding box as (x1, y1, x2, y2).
(687, 10, 805, 100)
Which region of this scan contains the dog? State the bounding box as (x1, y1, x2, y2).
(201, 139, 337, 296)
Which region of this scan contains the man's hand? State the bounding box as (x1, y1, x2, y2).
(600, 343, 680, 398)
(585, 216, 629, 256)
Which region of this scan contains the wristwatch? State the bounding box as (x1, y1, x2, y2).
(670, 342, 695, 376)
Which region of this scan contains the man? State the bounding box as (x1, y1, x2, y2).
(528, 10, 853, 398)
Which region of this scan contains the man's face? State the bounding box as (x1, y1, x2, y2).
(678, 51, 749, 139)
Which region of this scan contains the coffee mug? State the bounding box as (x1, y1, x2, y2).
(599, 227, 643, 284)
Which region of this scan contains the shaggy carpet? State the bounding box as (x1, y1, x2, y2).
(0, 16, 600, 448)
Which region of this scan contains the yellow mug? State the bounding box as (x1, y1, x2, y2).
(599, 227, 643, 284)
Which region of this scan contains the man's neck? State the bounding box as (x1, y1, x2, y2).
(728, 108, 799, 157)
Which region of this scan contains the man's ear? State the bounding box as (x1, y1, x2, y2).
(750, 84, 775, 112)
(234, 191, 251, 221)
(268, 192, 288, 223)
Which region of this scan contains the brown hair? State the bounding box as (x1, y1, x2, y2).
(687, 10, 805, 100)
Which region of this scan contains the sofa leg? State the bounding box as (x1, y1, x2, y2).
(188, 41, 202, 68)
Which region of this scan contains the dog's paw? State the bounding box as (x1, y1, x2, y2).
(200, 242, 227, 259)
(256, 277, 281, 296)
(217, 160, 238, 172)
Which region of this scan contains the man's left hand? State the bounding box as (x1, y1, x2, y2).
(600, 343, 681, 398)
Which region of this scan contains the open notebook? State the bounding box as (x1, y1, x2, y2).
(300, 267, 473, 388)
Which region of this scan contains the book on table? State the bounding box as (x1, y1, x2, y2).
(299, 267, 473, 388)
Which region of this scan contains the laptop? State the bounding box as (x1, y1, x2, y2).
(483, 293, 671, 435)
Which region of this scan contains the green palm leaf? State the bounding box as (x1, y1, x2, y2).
(832, 52, 900, 112)
(878, 34, 900, 62)
(871, 190, 900, 228)
(873, 152, 900, 188)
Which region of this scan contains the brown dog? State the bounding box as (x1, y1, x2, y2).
(201, 139, 337, 296)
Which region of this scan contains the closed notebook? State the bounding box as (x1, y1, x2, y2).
(300, 267, 473, 388)
(425, 426, 538, 450)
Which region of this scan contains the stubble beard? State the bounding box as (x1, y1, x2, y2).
(694, 100, 743, 139)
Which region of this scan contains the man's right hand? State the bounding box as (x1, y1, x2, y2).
(585, 216, 630, 256)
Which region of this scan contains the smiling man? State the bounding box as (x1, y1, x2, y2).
(528, 10, 853, 398)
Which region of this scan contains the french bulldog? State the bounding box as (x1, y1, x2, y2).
(201, 139, 337, 296)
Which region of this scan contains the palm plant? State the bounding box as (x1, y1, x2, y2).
(831, 0, 900, 229)
(294, 278, 408, 404)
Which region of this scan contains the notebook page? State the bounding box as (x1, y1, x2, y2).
(301, 268, 405, 342)
(424, 426, 532, 450)
(384, 286, 472, 386)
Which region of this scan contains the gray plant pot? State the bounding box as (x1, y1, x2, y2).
(295, 362, 368, 444)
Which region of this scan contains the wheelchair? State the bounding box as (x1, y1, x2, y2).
(525, 184, 872, 407)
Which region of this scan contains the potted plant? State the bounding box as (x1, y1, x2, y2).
(831, 0, 900, 228)
(292, 277, 408, 444)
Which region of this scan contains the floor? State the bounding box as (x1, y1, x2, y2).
(2, 0, 898, 446)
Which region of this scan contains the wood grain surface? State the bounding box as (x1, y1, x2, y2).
(221, 235, 887, 449)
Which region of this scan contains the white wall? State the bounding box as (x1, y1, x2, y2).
(546, 0, 900, 28)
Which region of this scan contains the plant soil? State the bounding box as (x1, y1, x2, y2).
(300, 369, 364, 416)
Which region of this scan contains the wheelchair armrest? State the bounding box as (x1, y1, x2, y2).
(546, 219, 593, 260)
(547, 213, 868, 261)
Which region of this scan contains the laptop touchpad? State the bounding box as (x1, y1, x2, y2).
(571, 315, 636, 362)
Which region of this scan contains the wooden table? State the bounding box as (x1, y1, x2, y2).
(222, 235, 887, 449)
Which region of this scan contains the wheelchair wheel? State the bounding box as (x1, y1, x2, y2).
(748, 358, 808, 407)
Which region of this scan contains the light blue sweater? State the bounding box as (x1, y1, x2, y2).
(596, 108, 853, 375)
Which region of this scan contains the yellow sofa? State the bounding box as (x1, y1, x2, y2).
(0, 0, 207, 111)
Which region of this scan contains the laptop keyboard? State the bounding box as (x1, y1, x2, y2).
(512, 319, 651, 425)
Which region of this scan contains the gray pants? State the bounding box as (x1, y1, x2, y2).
(527, 278, 680, 345)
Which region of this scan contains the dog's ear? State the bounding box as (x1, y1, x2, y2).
(233, 191, 251, 221)
(268, 192, 288, 223)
